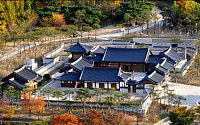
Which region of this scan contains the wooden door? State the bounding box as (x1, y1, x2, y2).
(99, 83, 104, 89)
(111, 83, 116, 90)
(87, 82, 93, 89)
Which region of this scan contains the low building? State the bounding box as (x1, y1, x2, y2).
(101, 47, 151, 72)
(1, 66, 42, 90)
(59, 67, 123, 91)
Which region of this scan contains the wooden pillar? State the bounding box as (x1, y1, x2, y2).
(128, 85, 131, 93)
(131, 63, 133, 71)
(133, 85, 136, 93)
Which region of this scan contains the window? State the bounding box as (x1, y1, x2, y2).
(109, 63, 118, 67)
(124, 65, 131, 72)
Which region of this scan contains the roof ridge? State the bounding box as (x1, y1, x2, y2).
(15, 66, 26, 73)
(160, 58, 167, 66)
(148, 71, 156, 78)
(102, 47, 108, 61)
(79, 66, 85, 80)
(145, 48, 150, 63)
(164, 47, 171, 55)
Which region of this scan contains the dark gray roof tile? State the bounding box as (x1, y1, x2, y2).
(80, 67, 123, 82)
(102, 47, 149, 63)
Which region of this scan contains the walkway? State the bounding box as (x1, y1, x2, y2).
(167, 82, 200, 108)
(0, 113, 51, 120)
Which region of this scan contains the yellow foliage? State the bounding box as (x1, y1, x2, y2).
(7, 109, 15, 119)
(181, 0, 196, 16)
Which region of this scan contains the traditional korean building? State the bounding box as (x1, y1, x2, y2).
(138, 71, 165, 87)
(61, 42, 186, 93)
(65, 42, 92, 61)
(1, 66, 42, 90)
(101, 47, 151, 72)
(59, 67, 124, 91)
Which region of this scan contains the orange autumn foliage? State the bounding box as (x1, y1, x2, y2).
(21, 95, 45, 113)
(0, 98, 9, 113)
(51, 113, 83, 125)
(86, 110, 105, 125)
(48, 13, 66, 27)
(176, 0, 183, 7)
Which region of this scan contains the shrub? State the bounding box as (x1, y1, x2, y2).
(38, 81, 42, 87)
(43, 74, 51, 81)
(169, 107, 197, 125)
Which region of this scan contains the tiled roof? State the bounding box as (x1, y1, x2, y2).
(2, 66, 42, 83)
(120, 72, 132, 81)
(1, 73, 14, 82)
(71, 57, 93, 71)
(146, 63, 169, 75)
(66, 42, 92, 53)
(2, 78, 25, 90)
(147, 55, 163, 64)
(80, 67, 123, 82)
(127, 80, 138, 86)
(102, 47, 149, 63)
(139, 71, 165, 85)
(84, 53, 104, 63)
(160, 47, 184, 63)
(159, 59, 174, 71)
(14, 67, 42, 83)
(59, 72, 80, 81)
(59, 65, 72, 73)
(91, 46, 105, 54)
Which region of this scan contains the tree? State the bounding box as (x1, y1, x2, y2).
(0, 97, 9, 113)
(53, 90, 63, 111)
(166, 90, 176, 112)
(124, 13, 133, 34)
(4, 86, 15, 108)
(103, 88, 116, 109)
(93, 88, 102, 102)
(85, 110, 105, 125)
(174, 95, 186, 107)
(103, 110, 133, 125)
(161, 84, 169, 105)
(21, 95, 45, 119)
(50, 113, 82, 125)
(170, 1, 181, 25)
(93, 23, 100, 42)
(172, 70, 181, 83)
(33, 96, 46, 121)
(63, 90, 74, 101)
(48, 13, 66, 27)
(41, 87, 54, 109)
(169, 107, 197, 125)
(76, 88, 92, 113)
(74, 9, 86, 42)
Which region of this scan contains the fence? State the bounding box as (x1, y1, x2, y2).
(140, 94, 152, 115)
(43, 43, 65, 58)
(132, 38, 197, 48)
(36, 56, 61, 75)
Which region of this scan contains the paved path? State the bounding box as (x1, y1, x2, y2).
(1, 113, 51, 120)
(154, 81, 200, 125)
(167, 82, 200, 108)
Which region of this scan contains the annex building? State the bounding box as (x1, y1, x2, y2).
(1, 66, 42, 90)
